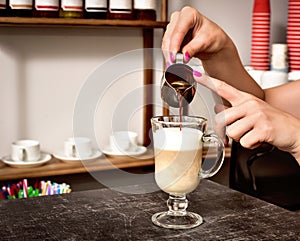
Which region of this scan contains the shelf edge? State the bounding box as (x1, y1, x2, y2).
(0, 17, 168, 28)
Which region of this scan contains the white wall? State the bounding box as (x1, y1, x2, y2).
(0, 0, 289, 156)
(0, 27, 150, 154)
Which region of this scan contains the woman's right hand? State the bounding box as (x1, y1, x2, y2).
(162, 6, 265, 101)
(162, 6, 235, 66)
(193, 72, 300, 165)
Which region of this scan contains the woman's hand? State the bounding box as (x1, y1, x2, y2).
(193, 71, 300, 165)
(162, 6, 233, 64)
(162, 6, 264, 100)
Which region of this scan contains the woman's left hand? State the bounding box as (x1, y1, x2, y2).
(193, 72, 300, 164)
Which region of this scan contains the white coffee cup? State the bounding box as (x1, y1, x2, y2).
(11, 140, 41, 162)
(261, 70, 288, 89)
(64, 137, 92, 158)
(247, 69, 265, 86)
(110, 131, 138, 153)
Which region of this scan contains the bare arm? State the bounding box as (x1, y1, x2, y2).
(264, 80, 300, 118)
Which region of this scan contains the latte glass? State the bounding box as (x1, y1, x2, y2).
(151, 116, 225, 229)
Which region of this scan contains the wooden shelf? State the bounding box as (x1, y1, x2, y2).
(0, 1, 170, 182)
(0, 147, 232, 181)
(0, 17, 168, 28)
(0, 150, 155, 181)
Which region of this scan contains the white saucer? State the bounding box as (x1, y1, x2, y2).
(53, 150, 102, 163)
(1, 153, 52, 168)
(102, 146, 147, 156)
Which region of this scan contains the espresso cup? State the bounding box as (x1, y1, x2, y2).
(109, 131, 138, 153)
(261, 70, 288, 89)
(64, 137, 92, 158)
(247, 69, 265, 86)
(11, 140, 41, 162)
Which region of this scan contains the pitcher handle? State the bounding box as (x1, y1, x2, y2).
(200, 133, 225, 179)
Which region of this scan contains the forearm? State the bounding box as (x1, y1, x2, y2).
(265, 80, 300, 118)
(202, 41, 265, 100)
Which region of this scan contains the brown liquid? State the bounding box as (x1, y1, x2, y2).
(170, 80, 195, 130)
(171, 80, 193, 93)
(167, 77, 195, 106)
(161, 63, 196, 109)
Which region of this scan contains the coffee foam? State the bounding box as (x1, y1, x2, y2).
(153, 127, 203, 151)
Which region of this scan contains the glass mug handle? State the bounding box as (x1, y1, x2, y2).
(200, 133, 225, 179)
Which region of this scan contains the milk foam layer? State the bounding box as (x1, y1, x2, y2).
(153, 127, 203, 151)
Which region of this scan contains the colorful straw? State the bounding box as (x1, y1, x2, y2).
(0, 179, 72, 200)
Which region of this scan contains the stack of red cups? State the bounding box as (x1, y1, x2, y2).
(287, 0, 300, 71)
(250, 0, 271, 70)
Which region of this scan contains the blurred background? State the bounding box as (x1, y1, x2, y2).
(0, 0, 288, 155)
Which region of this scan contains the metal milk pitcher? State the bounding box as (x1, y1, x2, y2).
(161, 53, 197, 108)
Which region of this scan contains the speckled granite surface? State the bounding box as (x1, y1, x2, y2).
(0, 180, 299, 240)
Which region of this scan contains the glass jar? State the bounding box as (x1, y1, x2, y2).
(33, 0, 59, 17)
(107, 0, 133, 20)
(8, 0, 32, 17)
(133, 0, 156, 20)
(60, 0, 83, 18)
(84, 0, 107, 19)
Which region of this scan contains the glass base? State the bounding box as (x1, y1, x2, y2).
(152, 211, 203, 229)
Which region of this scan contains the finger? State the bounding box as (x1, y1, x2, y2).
(226, 114, 257, 142)
(182, 16, 226, 59)
(161, 11, 180, 62)
(239, 129, 265, 149)
(215, 109, 245, 146)
(193, 72, 247, 106)
(167, 7, 200, 55)
(214, 106, 244, 144)
(214, 112, 227, 144)
(182, 35, 207, 60)
(219, 104, 247, 127)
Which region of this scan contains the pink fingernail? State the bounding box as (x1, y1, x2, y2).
(166, 61, 171, 68)
(170, 52, 175, 63)
(193, 70, 202, 77)
(184, 52, 190, 62)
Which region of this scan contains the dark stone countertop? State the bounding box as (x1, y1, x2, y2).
(0, 180, 299, 241)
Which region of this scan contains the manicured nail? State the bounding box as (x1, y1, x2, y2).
(184, 52, 190, 63)
(170, 52, 175, 63)
(193, 70, 202, 77)
(166, 61, 171, 68)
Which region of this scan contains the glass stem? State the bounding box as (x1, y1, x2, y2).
(167, 194, 188, 216)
